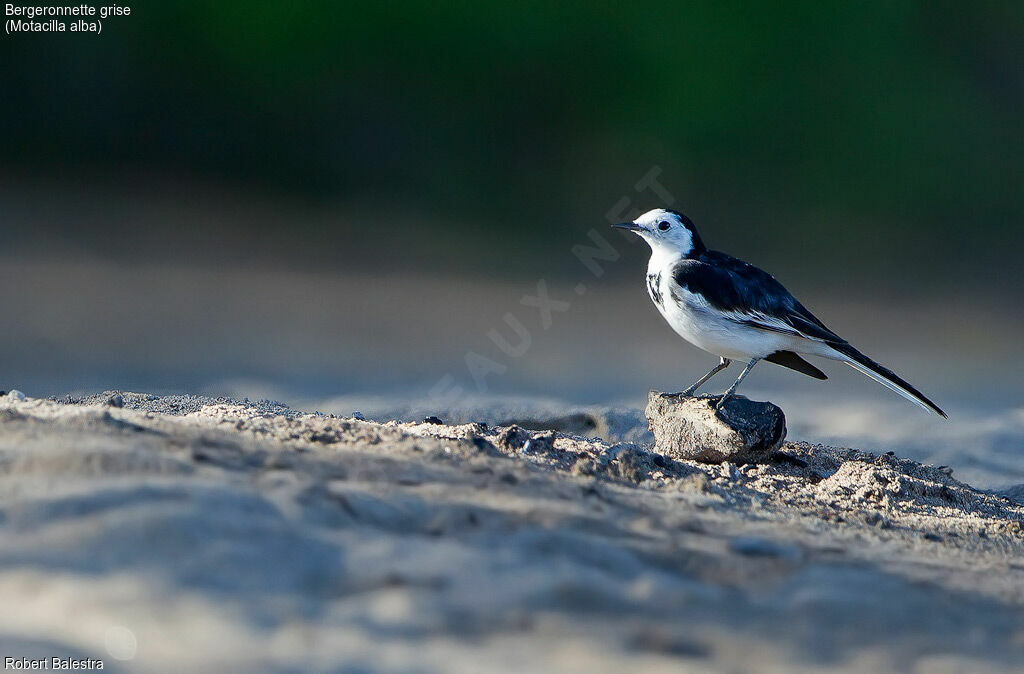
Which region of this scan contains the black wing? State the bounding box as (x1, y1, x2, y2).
(671, 251, 845, 344)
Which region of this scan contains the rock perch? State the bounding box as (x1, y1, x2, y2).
(645, 392, 786, 464)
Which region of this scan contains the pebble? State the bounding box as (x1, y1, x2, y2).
(645, 392, 786, 464)
(729, 536, 802, 561)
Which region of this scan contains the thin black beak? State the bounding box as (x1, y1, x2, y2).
(612, 222, 642, 231)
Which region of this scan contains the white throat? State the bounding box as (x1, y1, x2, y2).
(644, 239, 687, 274)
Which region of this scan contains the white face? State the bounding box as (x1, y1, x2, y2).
(618, 208, 697, 257)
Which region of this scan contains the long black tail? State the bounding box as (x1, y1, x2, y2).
(827, 342, 947, 418)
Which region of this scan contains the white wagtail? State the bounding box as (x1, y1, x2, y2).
(614, 208, 946, 417)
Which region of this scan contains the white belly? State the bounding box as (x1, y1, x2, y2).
(652, 276, 801, 360)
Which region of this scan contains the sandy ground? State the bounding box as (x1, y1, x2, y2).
(2, 256, 1022, 488)
(0, 390, 1023, 673)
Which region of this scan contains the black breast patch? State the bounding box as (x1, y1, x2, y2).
(646, 272, 663, 307)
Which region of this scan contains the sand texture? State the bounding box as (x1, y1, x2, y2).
(0, 390, 1023, 673)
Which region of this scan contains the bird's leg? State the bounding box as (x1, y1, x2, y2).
(681, 357, 731, 396)
(715, 358, 760, 410)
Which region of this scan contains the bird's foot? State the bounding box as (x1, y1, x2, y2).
(714, 393, 733, 412)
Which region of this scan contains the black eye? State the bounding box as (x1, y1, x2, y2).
(657, 221, 671, 231)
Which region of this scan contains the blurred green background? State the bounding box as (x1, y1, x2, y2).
(2, 1, 1021, 289)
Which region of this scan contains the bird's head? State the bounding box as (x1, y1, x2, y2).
(613, 208, 706, 258)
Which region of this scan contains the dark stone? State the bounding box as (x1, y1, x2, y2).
(772, 451, 808, 467)
(423, 416, 444, 425)
(521, 431, 555, 454)
(499, 413, 598, 435)
(645, 392, 786, 464)
(495, 425, 531, 452)
(729, 536, 802, 560)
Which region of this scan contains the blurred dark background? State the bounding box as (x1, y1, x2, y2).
(0, 2, 1021, 424)
(3, 1, 1021, 285)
